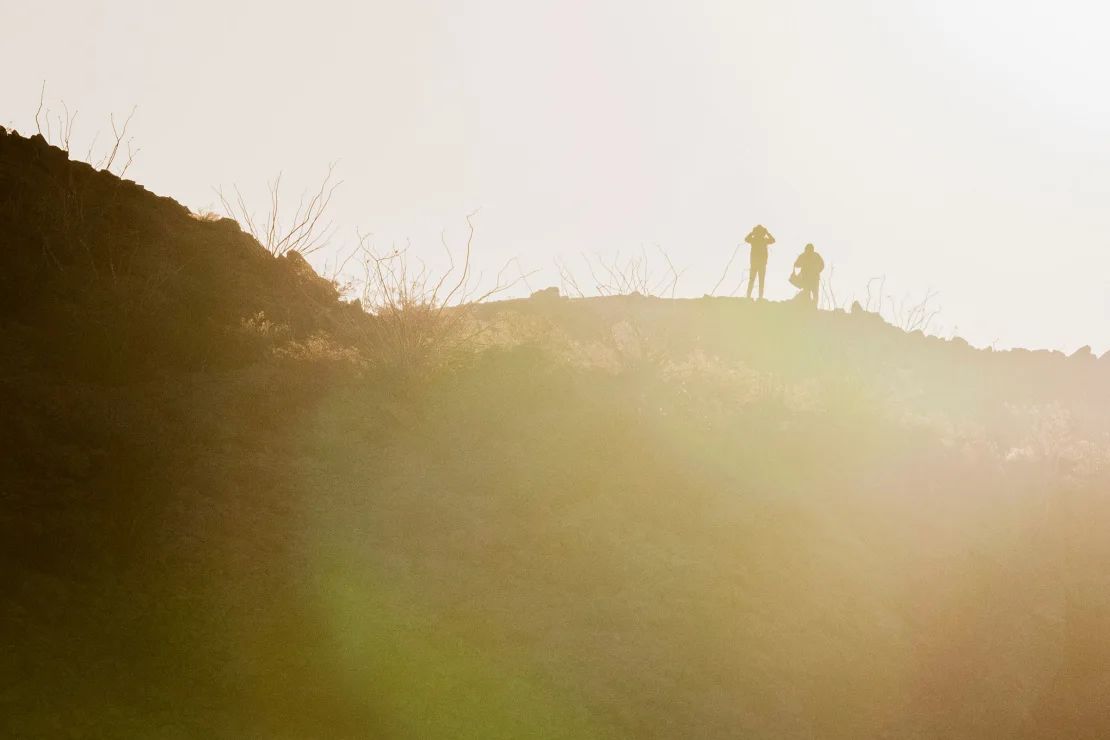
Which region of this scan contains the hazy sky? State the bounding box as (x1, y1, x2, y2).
(3, 0, 1108, 352)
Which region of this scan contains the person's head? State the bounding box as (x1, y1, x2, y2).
(804, 243, 815, 253)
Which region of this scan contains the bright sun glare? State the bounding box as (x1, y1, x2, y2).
(920, 0, 1110, 117)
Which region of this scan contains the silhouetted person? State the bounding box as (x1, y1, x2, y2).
(791, 243, 824, 304)
(745, 224, 775, 300)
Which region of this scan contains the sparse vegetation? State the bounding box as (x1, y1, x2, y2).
(3, 127, 1110, 739)
(353, 212, 533, 376)
(710, 242, 751, 297)
(853, 275, 944, 334)
(556, 247, 684, 298)
(33, 82, 140, 177)
(217, 163, 341, 258)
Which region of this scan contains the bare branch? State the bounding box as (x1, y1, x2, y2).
(440, 209, 479, 308)
(217, 164, 341, 258)
(350, 215, 530, 376)
(98, 106, 137, 173)
(35, 81, 46, 136)
(712, 245, 741, 296)
(555, 256, 586, 298)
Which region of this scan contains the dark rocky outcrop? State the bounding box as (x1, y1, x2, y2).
(0, 128, 363, 381)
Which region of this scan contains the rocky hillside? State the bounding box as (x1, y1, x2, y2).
(2, 130, 1109, 739)
(0, 128, 361, 382)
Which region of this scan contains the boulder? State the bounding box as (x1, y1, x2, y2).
(1070, 345, 1096, 362)
(530, 286, 561, 301)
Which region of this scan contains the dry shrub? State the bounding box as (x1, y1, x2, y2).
(547, 319, 669, 375)
(34, 82, 139, 177)
(555, 247, 683, 298)
(856, 276, 943, 334)
(217, 164, 340, 258)
(661, 350, 771, 407)
(353, 213, 530, 377)
(235, 312, 364, 383)
(274, 333, 363, 367)
(189, 209, 223, 223)
(1004, 403, 1110, 481)
(236, 310, 289, 342)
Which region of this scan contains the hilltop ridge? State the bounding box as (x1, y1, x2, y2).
(3, 125, 1106, 389)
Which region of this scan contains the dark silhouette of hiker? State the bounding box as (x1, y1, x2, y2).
(745, 224, 776, 300)
(791, 243, 825, 304)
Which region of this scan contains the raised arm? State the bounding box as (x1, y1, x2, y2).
(745, 225, 772, 246)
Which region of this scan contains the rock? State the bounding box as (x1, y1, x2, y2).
(1070, 345, 1095, 361)
(213, 216, 243, 233)
(530, 286, 561, 300)
(849, 301, 882, 320)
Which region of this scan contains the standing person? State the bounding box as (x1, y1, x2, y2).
(745, 224, 776, 300)
(791, 243, 825, 304)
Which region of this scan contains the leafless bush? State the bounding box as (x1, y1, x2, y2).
(856, 275, 942, 333)
(320, 246, 360, 298)
(887, 289, 941, 333)
(217, 164, 341, 258)
(34, 82, 139, 177)
(354, 212, 533, 376)
(863, 276, 887, 314)
(555, 247, 683, 298)
(20, 84, 143, 284)
(94, 108, 139, 176)
(554, 256, 587, 298)
(819, 265, 846, 310)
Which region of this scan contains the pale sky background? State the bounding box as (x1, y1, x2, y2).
(2, 0, 1108, 353)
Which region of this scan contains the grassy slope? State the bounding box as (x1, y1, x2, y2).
(2, 129, 1110, 738)
(283, 309, 1109, 739)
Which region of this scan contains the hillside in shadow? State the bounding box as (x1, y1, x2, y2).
(2, 128, 1110, 739)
